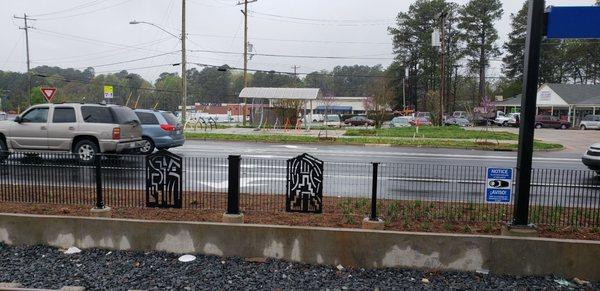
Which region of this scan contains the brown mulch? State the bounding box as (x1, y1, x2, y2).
(0, 202, 598, 241)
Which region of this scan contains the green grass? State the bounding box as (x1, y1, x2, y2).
(185, 132, 563, 151)
(345, 126, 519, 141)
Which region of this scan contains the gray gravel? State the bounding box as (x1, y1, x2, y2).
(0, 243, 595, 290)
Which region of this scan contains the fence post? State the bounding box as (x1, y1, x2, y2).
(363, 162, 384, 230)
(91, 154, 111, 217)
(370, 162, 379, 221)
(223, 155, 244, 223)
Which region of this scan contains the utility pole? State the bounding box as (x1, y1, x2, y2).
(291, 65, 300, 76)
(238, 0, 257, 126)
(14, 13, 35, 106)
(181, 0, 187, 123)
(438, 11, 448, 125)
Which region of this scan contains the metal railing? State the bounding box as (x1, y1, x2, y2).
(0, 151, 598, 228)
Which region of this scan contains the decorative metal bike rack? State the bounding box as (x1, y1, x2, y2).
(286, 153, 324, 213)
(146, 150, 183, 208)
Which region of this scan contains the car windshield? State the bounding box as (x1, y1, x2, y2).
(325, 115, 339, 122)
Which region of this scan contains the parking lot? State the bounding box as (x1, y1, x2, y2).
(467, 126, 600, 154)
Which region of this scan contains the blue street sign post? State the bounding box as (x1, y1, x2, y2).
(486, 168, 513, 204)
(512, 1, 600, 229)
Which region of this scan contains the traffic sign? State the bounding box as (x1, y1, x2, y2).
(546, 6, 600, 39)
(104, 85, 113, 99)
(40, 87, 57, 102)
(485, 168, 513, 204)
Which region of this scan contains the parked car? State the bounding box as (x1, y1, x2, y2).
(582, 143, 600, 174)
(323, 114, 342, 128)
(445, 117, 470, 127)
(390, 117, 411, 128)
(451, 111, 468, 119)
(579, 115, 600, 130)
(0, 103, 143, 163)
(134, 109, 185, 155)
(415, 111, 431, 119)
(535, 115, 570, 129)
(409, 117, 432, 126)
(302, 114, 325, 123)
(344, 116, 374, 126)
(494, 112, 520, 127)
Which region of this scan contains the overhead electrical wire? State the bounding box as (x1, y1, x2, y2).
(189, 49, 395, 60)
(30, 28, 177, 54)
(71, 51, 180, 69)
(29, 0, 106, 17)
(34, 0, 135, 21)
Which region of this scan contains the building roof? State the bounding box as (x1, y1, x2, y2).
(239, 87, 321, 100)
(546, 83, 600, 105)
(495, 94, 522, 106)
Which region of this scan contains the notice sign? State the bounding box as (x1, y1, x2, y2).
(485, 168, 513, 203)
(104, 85, 113, 99)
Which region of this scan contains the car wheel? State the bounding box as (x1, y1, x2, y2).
(0, 138, 8, 163)
(73, 140, 99, 164)
(535, 124, 542, 129)
(580, 125, 587, 130)
(503, 121, 508, 127)
(560, 124, 568, 130)
(139, 137, 155, 155)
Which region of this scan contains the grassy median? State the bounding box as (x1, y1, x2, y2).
(345, 126, 519, 140)
(185, 132, 563, 151)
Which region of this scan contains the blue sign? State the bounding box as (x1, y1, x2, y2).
(546, 6, 600, 39)
(485, 168, 513, 204)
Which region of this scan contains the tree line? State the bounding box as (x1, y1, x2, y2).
(0, 64, 387, 112)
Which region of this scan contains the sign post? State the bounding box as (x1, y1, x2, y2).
(512, 2, 600, 229)
(40, 87, 57, 103)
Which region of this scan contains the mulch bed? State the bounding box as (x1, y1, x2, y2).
(0, 202, 598, 241)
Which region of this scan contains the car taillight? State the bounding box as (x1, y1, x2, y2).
(112, 127, 121, 140)
(160, 124, 176, 131)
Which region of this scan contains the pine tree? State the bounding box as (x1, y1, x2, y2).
(502, 1, 527, 81)
(458, 0, 503, 102)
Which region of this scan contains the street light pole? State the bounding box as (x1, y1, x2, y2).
(129, 0, 186, 122)
(181, 0, 187, 123)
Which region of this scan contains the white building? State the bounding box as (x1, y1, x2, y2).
(494, 83, 600, 124)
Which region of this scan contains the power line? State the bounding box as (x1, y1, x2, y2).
(71, 51, 180, 69)
(248, 10, 394, 24)
(187, 33, 391, 45)
(29, 0, 106, 17)
(34, 0, 134, 20)
(189, 49, 395, 60)
(32, 37, 173, 63)
(30, 28, 176, 54)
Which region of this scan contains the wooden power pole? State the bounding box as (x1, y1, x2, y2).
(14, 13, 35, 106)
(238, 0, 257, 126)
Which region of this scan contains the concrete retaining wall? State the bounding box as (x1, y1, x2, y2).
(0, 213, 598, 281)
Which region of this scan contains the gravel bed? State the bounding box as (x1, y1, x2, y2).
(0, 243, 595, 290)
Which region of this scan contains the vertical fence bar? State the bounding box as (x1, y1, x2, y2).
(370, 162, 379, 221)
(227, 155, 241, 215)
(95, 154, 104, 209)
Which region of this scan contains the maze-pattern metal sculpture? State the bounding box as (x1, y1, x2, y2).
(286, 153, 324, 213)
(146, 150, 183, 208)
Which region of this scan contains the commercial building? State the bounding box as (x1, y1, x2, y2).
(494, 83, 600, 124)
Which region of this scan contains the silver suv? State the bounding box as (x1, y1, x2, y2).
(579, 115, 600, 130)
(0, 103, 143, 163)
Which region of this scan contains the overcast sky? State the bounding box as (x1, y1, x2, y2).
(0, 0, 596, 82)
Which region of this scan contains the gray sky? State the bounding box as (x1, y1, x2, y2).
(0, 0, 596, 82)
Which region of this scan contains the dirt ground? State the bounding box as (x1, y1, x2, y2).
(0, 202, 598, 241)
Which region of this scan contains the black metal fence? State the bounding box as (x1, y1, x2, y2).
(0, 151, 599, 228)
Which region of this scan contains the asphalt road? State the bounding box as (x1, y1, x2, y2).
(1, 140, 598, 208)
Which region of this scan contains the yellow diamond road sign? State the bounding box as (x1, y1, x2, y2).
(104, 85, 113, 99)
